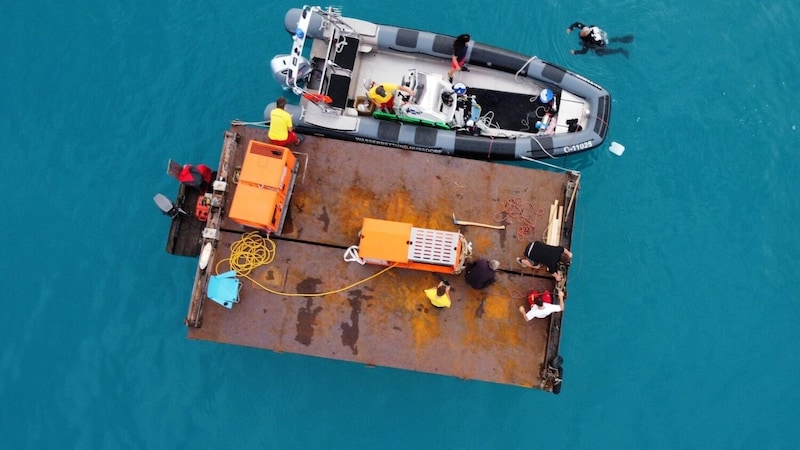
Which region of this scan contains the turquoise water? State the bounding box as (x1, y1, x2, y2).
(3, 0, 798, 448)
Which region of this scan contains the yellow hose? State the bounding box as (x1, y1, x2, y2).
(215, 231, 276, 276)
(243, 263, 396, 297)
(215, 231, 395, 297)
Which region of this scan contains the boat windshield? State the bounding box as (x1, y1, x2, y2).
(412, 73, 427, 103)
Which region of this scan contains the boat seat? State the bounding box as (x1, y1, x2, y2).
(555, 92, 587, 132)
(325, 73, 351, 110)
(207, 270, 241, 309)
(304, 106, 359, 131)
(330, 35, 359, 71)
(325, 61, 351, 77)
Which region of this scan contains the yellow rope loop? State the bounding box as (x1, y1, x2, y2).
(215, 231, 275, 276)
(214, 232, 396, 297)
(242, 263, 398, 297)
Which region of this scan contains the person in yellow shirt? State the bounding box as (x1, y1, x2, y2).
(367, 82, 414, 113)
(424, 280, 451, 308)
(268, 97, 304, 146)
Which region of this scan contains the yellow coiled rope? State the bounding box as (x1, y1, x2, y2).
(215, 231, 276, 276)
(215, 231, 395, 297)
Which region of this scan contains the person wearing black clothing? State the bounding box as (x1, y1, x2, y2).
(464, 259, 500, 289)
(566, 22, 630, 57)
(447, 33, 471, 82)
(516, 241, 572, 282)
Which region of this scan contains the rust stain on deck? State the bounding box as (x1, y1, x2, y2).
(411, 301, 441, 355)
(480, 294, 511, 320)
(340, 182, 380, 235)
(383, 189, 417, 224)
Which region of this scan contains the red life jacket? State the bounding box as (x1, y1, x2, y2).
(527, 290, 553, 306)
(178, 164, 212, 187)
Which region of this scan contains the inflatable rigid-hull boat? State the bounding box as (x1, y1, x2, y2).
(266, 6, 611, 161)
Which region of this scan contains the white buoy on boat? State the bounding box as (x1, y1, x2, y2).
(609, 141, 625, 156)
(199, 242, 213, 270)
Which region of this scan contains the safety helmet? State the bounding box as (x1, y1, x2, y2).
(453, 82, 467, 95)
(539, 88, 554, 104)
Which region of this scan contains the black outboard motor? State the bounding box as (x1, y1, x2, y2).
(550, 355, 564, 394)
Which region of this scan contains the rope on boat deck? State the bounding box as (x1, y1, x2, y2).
(244, 263, 397, 298)
(215, 231, 398, 297)
(493, 198, 545, 242)
(243, 263, 397, 297)
(519, 155, 580, 176)
(230, 119, 268, 128)
(215, 231, 276, 276)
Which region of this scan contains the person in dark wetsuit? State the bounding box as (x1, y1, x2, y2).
(566, 22, 629, 57)
(516, 241, 573, 282)
(464, 259, 500, 289)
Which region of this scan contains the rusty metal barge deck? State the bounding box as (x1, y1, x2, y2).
(165, 123, 579, 391)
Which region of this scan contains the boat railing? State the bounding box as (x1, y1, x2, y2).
(287, 7, 315, 95)
(313, 5, 356, 37)
(514, 56, 538, 83)
(290, 6, 362, 114)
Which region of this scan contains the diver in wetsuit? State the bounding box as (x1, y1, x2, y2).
(566, 22, 630, 57)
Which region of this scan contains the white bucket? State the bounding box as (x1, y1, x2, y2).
(609, 141, 625, 156)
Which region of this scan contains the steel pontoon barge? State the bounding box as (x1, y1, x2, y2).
(162, 123, 578, 391)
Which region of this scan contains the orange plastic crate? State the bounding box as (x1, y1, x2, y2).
(357, 218, 413, 263)
(228, 184, 285, 233)
(239, 141, 296, 198)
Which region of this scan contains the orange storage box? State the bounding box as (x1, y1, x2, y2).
(239, 140, 297, 198)
(228, 140, 297, 234)
(356, 218, 466, 274)
(228, 184, 285, 233)
(357, 218, 413, 263)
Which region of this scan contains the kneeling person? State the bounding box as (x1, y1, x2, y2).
(464, 258, 500, 290)
(516, 240, 572, 282)
(268, 96, 305, 146)
(519, 290, 564, 321)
